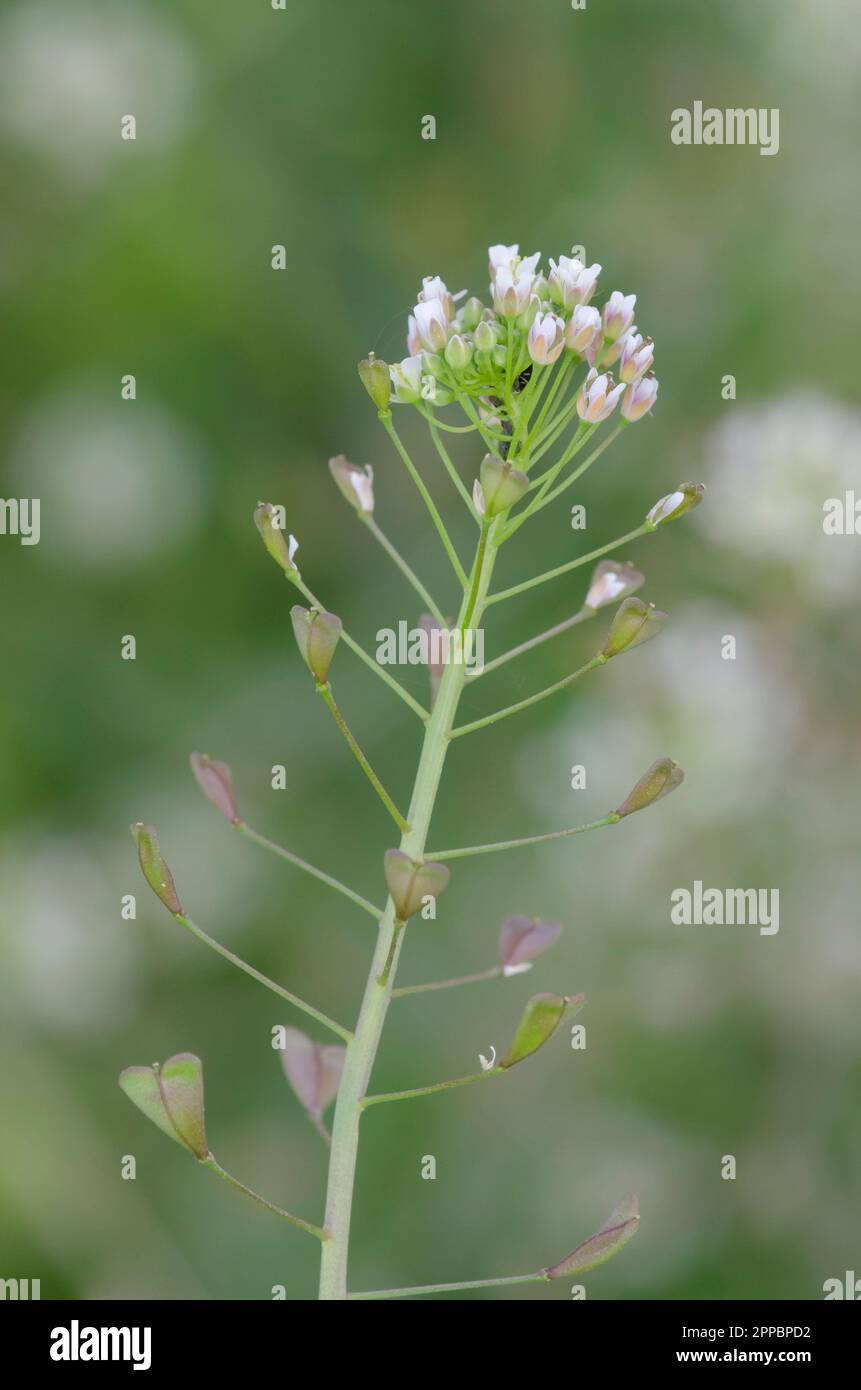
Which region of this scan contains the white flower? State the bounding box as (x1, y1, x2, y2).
(488, 243, 519, 279)
(647, 490, 685, 526)
(618, 333, 655, 384)
(389, 354, 423, 404)
(407, 313, 422, 356)
(603, 290, 637, 343)
(528, 310, 565, 365)
(493, 263, 537, 318)
(577, 368, 625, 423)
(621, 374, 658, 422)
(565, 304, 602, 355)
(548, 255, 602, 310)
(412, 298, 450, 352)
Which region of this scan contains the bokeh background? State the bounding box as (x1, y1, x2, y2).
(1, 0, 859, 1300)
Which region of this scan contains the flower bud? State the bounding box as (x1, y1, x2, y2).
(478, 454, 529, 517)
(577, 369, 625, 424)
(646, 481, 704, 528)
(544, 1195, 640, 1278)
(190, 752, 239, 824)
(328, 455, 374, 514)
(601, 597, 668, 658)
(565, 304, 601, 356)
(444, 333, 473, 370)
(357, 353, 391, 410)
(528, 311, 566, 365)
(548, 256, 601, 310)
(461, 297, 484, 331)
(119, 1052, 210, 1160)
(389, 355, 423, 405)
(290, 605, 342, 685)
(473, 319, 498, 353)
(618, 332, 654, 385)
(383, 849, 450, 923)
(615, 757, 684, 818)
(279, 1027, 345, 1125)
(131, 822, 183, 915)
(621, 373, 658, 422)
(254, 503, 299, 575)
(498, 916, 562, 977)
(602, 290, 637, 343)
(583, 560, 645, 612)
(499, 991, 583, 1069)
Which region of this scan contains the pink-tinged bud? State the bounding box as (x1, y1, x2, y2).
(357, 353, 391, 410)
(479, 454, 529, 517)
(413, 298, 449, 352)
(290, 605, 342, 685)
(383, 849, 450, 923)
(190, 752, 239, 824)
(498, 916, 562, 976)
(548, 255, 602, 310)
(618, 333, 655, 384)
(389, 355, 423, 405)
(418, 275, 454, 320)
(583, 559, 645, 611)
(328, 454, 375, 514)
(444, 333, 473, 370)
(406, 315, 422, 357)
(119, 1052, 210, 1160)
(279, 1027, 345, 1125)
(544, 1195, 640, 1278)
(602, 290, 637, 343)
(499, 992, 584, 1069)
(615, 757, 684, 818)
(131, 822, 183, 915)
(473, 319, 498, 353)
(621, 374, 659, 422)
(254, 503, 299, 576)
(601, 597, 668, 658)
(646, 481, 704, 528)
(528, 311, 566, 365)
(565, 304, 601, 356)
(577, 369, 625, 423)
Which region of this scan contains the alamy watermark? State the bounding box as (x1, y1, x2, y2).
(376, 620, 485, 674)
(671, 102, 780, 157)
(0, 498, 40, 545)
(671, 881, 779, 936)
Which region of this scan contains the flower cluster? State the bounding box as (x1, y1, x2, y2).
(379, 243, 657, 432)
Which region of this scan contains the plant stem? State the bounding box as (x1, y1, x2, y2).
(174, 913, 353, 1043)
(468, 608, 592, 680)
(362, 1067, 500, 1109)
(348, 1271, 549, 1300)
(425, 416, 481, 519)
(487, 523, 651, 606)
(201, 1157, 327, 1239)
(380, 413, 468, 587)
(392, 965, 502, 998)
(317, 683, 410, 833)
(426, 814, 620, 862)
(450, 655, 606, 738)
(318, 522, 502, 1299)
(361, 515, 448, 629)
(236, 821, 383, 921)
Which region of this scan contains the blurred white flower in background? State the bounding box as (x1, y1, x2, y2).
(696, 393, 861, 606)
(0, 2, 192, 182)
(9, 389, 203, 571)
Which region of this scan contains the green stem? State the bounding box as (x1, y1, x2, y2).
(362, 515, 448, 628)
(426, 416, 481, 520)
(487, 523, 651, 606)
(467, 607, 592, 680)
(392, 965, 502, 998)
(380, 413, 468, 587)
(201, 1157, 327, 1240)
(426, 814, 620, 862)
(174, 913, 353, 1043)
(362, 1066, 500, 1109)
(450, 655, 606, 738)
(348, 1271, 549, 1300)
(318, 522, 502, 1300)
(317, 683, 410, 833)
(529, 424, 623, 519)
(461, 520, 489, 631)
(236, 821, 383, 921)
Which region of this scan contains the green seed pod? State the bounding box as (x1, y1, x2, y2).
(646, 481, 704, 529)
(131, 822, 183, 915)
(290, 605, 342, 685)
(119, 1052, 210, 1161)
(615, 757, 684, 818)
(499, 992, 583, 1069)
(601, 597, 667, 658)
(254, 502, 299, 575)
(383, 849, 450, 923)
(357, 354, 391, 410)
(544, 1195, 640, 1278)
(478, 455, 529, 517)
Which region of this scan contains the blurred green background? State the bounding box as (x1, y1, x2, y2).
(1, 0, 859, 1300)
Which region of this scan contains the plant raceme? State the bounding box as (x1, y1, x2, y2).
(122, 242, 702, 1300)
